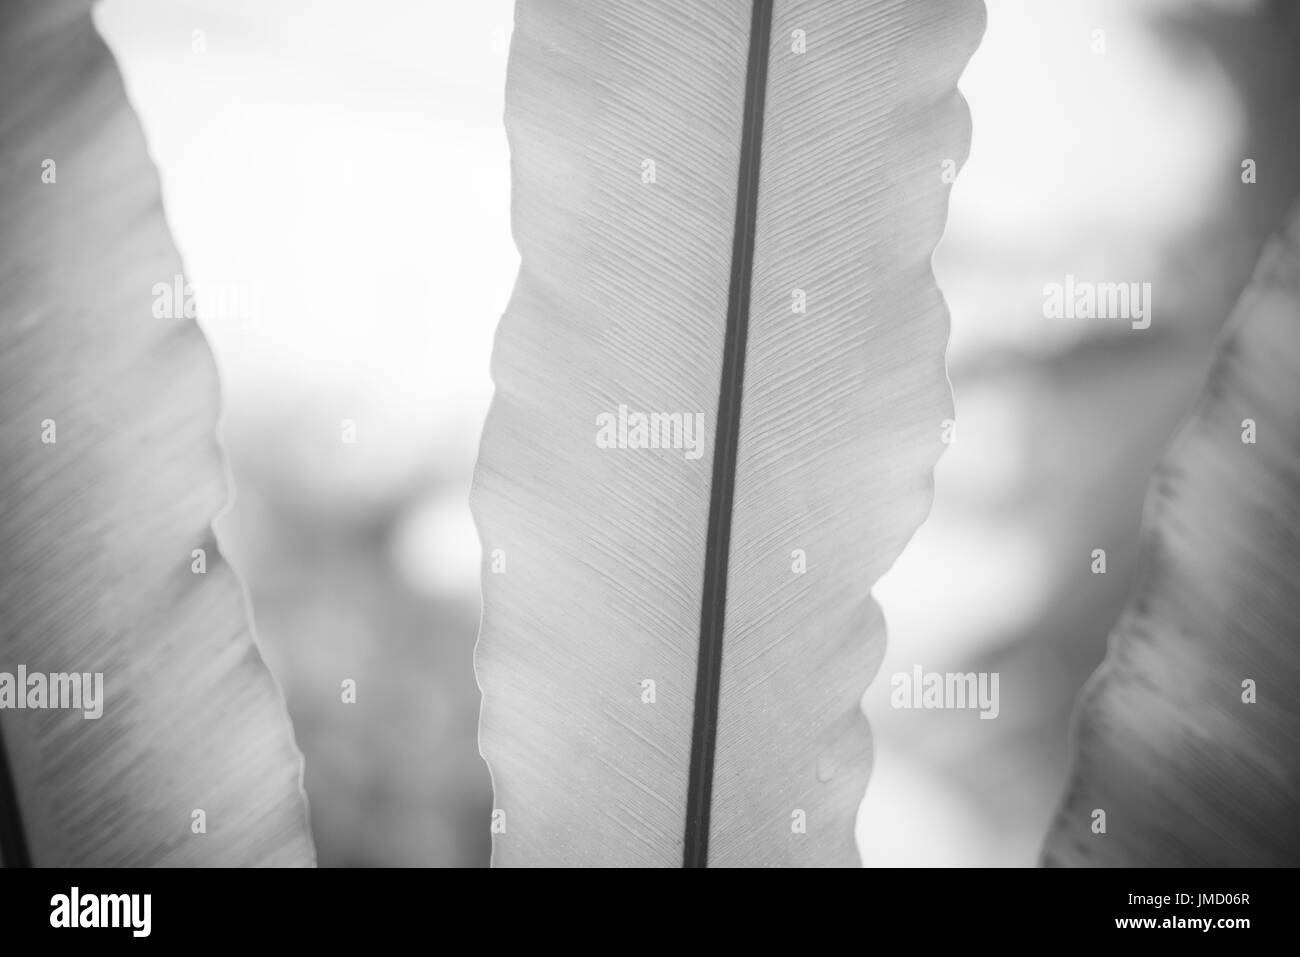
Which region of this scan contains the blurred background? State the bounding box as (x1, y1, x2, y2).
(94, 0, 1300, 866)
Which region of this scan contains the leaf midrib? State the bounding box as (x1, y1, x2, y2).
(682, 0, 774, 869)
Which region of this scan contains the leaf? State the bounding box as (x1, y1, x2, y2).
(472, 0, 983, 866)
(1043, 202, 1300, 867)
(0, 0, 314, 866)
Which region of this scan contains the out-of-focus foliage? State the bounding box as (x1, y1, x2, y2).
(1, 0, 313, 867)
(97, 0, 1300, 866)
(864, 0, 1300, 865)
(1045, 199, 1300, 866)
(97, 0, 511, 866)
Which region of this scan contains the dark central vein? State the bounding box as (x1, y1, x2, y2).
(0, 719, 32, 867)
(683, 0, 773, 869)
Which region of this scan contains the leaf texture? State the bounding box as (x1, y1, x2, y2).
(0, 0, 315, 866)
(473, 0, 982, 866)
(1043, 202, 1300, 867)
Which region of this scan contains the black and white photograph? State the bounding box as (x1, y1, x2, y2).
(1, 0, 1297, 937)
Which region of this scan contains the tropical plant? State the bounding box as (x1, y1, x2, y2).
(471, 0, 984, 866)
(1044, 201, 1300, 867)
(0, 0, 314, 867)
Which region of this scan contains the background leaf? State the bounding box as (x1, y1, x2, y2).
(0, 0, 314, 866)
(1043, 201, 1300, 867)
